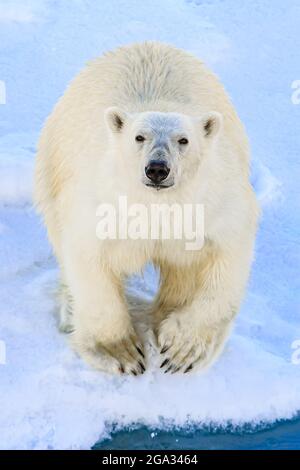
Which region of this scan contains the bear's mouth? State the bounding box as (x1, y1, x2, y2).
(145, 182, 174, 190)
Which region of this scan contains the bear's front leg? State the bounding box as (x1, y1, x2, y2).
(64, 247, 145, 375)
(156, 242, 253, 373)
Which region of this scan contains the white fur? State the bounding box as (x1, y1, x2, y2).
(34, 42, 259, 375)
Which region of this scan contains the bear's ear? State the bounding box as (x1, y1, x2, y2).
(200, 111, 223, 139)
(105, 107, 128, 133)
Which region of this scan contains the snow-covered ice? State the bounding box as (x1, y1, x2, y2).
(0, 0, 299, 450)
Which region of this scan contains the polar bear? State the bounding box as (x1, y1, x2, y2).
(35, 42, 259, 375)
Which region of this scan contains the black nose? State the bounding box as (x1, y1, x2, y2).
(145, 160, 170, 184)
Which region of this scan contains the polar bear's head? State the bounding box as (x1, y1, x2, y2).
(105, 108, 222, 192)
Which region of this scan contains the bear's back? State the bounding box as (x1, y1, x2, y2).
(96, 41, 209, 111)
(63, 41, 237, 118)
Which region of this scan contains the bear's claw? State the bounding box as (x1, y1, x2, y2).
(136, 346, 145, 358)
(160, 358, 169, 368)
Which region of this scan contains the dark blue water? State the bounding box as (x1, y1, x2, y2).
(94, 418, 300, 450)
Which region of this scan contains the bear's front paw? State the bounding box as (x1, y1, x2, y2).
(157, 313, 231, 373)
(71, 329, 146, 376)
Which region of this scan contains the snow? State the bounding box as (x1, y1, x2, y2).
(0, 0, 300, 450)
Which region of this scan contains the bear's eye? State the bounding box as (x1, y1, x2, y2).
(178, 137, 189, 145)
(135, 135, 145, 142)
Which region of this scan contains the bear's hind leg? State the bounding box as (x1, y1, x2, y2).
(58, 281, 74, 333)
(152, 262, 199, 329)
